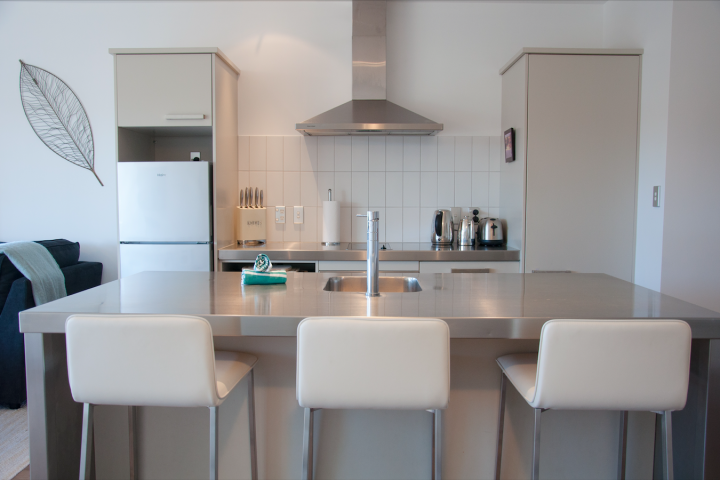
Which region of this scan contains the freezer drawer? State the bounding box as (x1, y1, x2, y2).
(118, 162, 211, 242)
(120, 244, 211, 278)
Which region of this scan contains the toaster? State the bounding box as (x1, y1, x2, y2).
(478, 217, 504, 246)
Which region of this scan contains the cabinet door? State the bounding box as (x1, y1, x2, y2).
(524, 54, 639, 281)
(116, 54, 212, 127)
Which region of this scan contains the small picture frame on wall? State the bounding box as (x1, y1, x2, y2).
(504, 128, 515, 162)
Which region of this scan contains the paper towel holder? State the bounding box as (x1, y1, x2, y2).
(322, 189, 341, 246)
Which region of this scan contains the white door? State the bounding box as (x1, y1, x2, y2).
(118, 162, 211, 242)
(116, 54, 212, 128)
(120, 244, 211, 278)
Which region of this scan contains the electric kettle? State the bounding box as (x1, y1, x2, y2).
(431, 209, 454, 244)
(478, 217, 504, 246)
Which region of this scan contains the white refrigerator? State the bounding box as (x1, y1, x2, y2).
(118, 161, 212, 278)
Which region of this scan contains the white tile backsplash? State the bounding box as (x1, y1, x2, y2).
(438, 137, 454, 172)
(472, 136, 489, 172)
(386, 172, 403, 207)
(334, 172, 352, 207)
(385, 207, 403, 242)
(403, 137, 421, 171)
(403, 172, 420, 207)
(249, 136, 267, 171)
(284, 136, 300, 171)
(300, 137, 317, 172)
(455, 136, 472, 171)
(334, 137, 352, 171)
(318, 137, 334, 172)
(284, 172, 301, 206)
(386, 136, 404, 171)
(267, 136, 284, 171)
(420, 172, 437, 207)
(300, 171, 317, 206)
(238, 135, 502, 243)
(369, 137, 386, 171)
(351, 136, 369, 171)
(421, 136, 438, 171)
(368, 172, 385, 207)
(351, 172, 369, 207)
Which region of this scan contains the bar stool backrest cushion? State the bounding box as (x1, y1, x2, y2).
(297, 317, 450, 410)
(532, 319, 691, 411)
(66, 314, 220, 407)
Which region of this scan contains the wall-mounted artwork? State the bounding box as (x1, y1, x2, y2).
(504, 128, 515, 163)
(19, 60, 103, 186)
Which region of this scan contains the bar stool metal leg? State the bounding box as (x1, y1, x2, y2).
(662, 411, 674, 480)
(80, 403, 94, 480)
(495, 373, 507, 480)
(129, 406, 139, 480)
(432, 409, 442, 480)
(532, 408, 542, 480)
(618, 411, 628, 480)
(302, 408, 314, 480)
(210, 406, 219, 480)
(248, 370, 258, 480)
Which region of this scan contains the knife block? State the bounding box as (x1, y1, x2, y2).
(235, 207, 266, 246)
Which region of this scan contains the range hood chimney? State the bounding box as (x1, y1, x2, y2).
(296, 1, 443, 136)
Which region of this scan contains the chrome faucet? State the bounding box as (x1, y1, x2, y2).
(357, 211, 380, 297)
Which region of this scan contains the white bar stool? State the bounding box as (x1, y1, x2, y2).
(494, 319, 691, 480)
(65, 314, 259, 480)
(296, 316, 450, 480)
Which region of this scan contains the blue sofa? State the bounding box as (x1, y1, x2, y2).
(0, 239, 102, 408)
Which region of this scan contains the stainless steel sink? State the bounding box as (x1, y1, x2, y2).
(323, 276, 422, 293)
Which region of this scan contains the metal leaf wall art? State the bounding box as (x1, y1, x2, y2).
(19, 60, 103, 186)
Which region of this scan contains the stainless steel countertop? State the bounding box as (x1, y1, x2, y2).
(219, 242, 520, 262)
(20, 272, 720, 338)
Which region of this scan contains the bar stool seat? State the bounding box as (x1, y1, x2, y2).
(297, 316, 450, 480)
(494, 319, 692, 480)
(66, 314, 259, 480)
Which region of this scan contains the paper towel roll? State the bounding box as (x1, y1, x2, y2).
(322, 200, 341, 245)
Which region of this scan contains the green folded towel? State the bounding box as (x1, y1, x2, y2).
(242, 270, 287, 285)
(242, 253, 287, 285)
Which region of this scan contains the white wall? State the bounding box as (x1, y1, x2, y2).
(661, 1, 720, 313)
(602, 1, 674, 291)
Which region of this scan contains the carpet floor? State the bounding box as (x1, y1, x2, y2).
(0, 406, 29, 480)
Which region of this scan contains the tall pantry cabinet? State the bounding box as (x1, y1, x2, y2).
(499, 48, 642, 282)
(110, 48, 239, 274)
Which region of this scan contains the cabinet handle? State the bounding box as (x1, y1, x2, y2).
(451, 268, 490, 273)
(165, 114, 205, 120)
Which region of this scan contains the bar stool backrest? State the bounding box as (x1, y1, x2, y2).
(297, 317, 450, 410)
(66, 314, 219, 408)
(532, 319, 691, 411)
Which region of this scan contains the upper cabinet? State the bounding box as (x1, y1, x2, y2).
(499, 49, 643, 281)
(115, 53, 213, 128)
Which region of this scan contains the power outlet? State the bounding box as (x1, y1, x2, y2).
(294, 206, 304, 224)
(275, 206, 286, 224)
(191, 151, 200, 161)
(653, 186, 661, 207)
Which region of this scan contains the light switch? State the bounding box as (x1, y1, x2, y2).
(653, 186, 661, 207)
(275, 206, 286, 224)
(294, 206, 304, 224)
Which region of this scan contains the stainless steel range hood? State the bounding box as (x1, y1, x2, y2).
(296, 1, 443, 136)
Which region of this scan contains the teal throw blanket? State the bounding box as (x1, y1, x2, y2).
(0, 241, 67, 305)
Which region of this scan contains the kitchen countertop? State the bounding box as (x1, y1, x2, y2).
(218, 242, 520, 262)
(20, 272, 720, 338)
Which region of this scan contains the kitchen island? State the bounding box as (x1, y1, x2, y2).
(21, 272, 720, 479)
